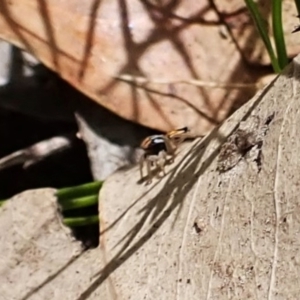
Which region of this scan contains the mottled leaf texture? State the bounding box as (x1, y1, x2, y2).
(0, 0, 268, 136)
(98, 54, 300, 299)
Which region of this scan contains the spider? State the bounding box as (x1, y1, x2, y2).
(139, 127, 190, 184)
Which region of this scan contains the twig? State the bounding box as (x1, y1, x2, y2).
(0, 134, 75, 171)
(115, 74, 260, 89)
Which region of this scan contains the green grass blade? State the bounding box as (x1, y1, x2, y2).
(245, 0, 281, 73)
(63, 215, 99, 227)
(0, 181, 101, 229)
(56, 181, 102, 201)
(59, 195, 99, 211)
(272, 0, 288, 69)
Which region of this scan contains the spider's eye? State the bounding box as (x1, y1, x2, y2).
(153, 137, 165, 144)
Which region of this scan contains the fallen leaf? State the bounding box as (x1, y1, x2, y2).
(217, 0, 300, 65)
(97, 53, 300, 299)
(0, 0, 263, 136)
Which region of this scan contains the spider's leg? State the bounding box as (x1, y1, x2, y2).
(146, 157, 153, 184)
(169, 152, 176, 164)
(173, 134, 188, 145)
(139, 154, 145, 180)
(156, 150, 167, 176)
(167, 134, 189, 163)
(162, 136, 176, 155)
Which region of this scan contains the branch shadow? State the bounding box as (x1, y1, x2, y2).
(94, 0, 222, 124)
(78, 0, 103, 81)
(36, 0, 61, 72)
(75, 78, 275, 300)
(0, 0, 79, 64)
(208, 0, 273, 119)
(20, 251, 85, 300)
(0, 1, 35, 54)
(0, 2, 283, 297)
(1, 0, 263, 133)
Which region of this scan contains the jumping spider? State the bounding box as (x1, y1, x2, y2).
(139, 127, 190, 184)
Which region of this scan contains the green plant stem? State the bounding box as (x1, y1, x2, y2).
(59, 195, 99, 211)
(56, 181, 102, 201)
(63, 215, 99, 227)
(245, 0, 280, 73)
(0, 199, 100, 226)
(0, 181, 102, 208)
(272, 0, 288, 69)
(0, 181, 102, 228)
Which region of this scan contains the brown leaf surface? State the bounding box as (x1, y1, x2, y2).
(97, 54, 300, 299)
(216, 0, 300, 65)
(0, 0, 262, 136)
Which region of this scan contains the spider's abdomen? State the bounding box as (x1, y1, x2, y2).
(140, 135, 167, 156)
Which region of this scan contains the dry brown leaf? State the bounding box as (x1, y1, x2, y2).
(0, 0, 262, 136)
(216, 0, 300, 65)
(97, 54, 300, 299)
